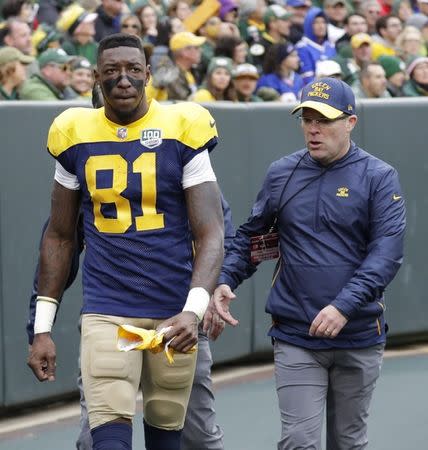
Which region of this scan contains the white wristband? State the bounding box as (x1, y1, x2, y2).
(182, 287, 210, 321)
(34, 296, 59, 334)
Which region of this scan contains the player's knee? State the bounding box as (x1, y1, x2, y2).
(145, 398, 185, 429)
(91, 421, 132, 450)
(144, 419, 182, 450)
(103, 380, 135, 416)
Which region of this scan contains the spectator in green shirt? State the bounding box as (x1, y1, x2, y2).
(0, 46, 34, 100)
(56, 3, 98, 65)
(403, 56, 428, 96)
(19, 48, 77, 100)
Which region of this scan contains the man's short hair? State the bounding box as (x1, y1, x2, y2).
(1, 0, 27, 20)
(375, 14, 399, 35)
(359, 61, 382, 79)
(344, 12, 366, 26)
(0, 18, 24, 45)
(97, 33, 145, 64)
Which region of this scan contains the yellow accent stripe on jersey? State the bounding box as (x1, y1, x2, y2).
(47, 100, 218, 158)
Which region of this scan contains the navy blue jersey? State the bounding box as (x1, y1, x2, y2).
(47, 100, 218, 318)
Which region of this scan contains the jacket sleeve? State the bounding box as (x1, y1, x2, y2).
(218, 164, 278, 290)
(331, 167, 406, 318)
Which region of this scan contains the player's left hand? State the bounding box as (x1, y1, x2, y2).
(203, 296, 226, 341)
(27, 333, 57, 382)
(309, 305, 348, 339)
(157, 311, 199, 353)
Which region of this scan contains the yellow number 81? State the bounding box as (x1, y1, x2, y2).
(85, 153, 165, 234)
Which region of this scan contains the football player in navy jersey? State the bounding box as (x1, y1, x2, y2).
(27, 33, 224, 450)
(27, 83, 231, 450)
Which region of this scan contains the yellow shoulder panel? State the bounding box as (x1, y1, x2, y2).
(47, 107, 107, 157)
(156, 102, 218, 150)
(47, 101, 218, 158)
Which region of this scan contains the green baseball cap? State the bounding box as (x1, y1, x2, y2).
(207, 57, 233, 76)
(264, 5, 293, 25)
(38, 48, 73, 69)
(0, 46, 34, 66)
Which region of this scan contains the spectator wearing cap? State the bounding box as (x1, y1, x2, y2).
(406, 13, 428, 34)
(371, 14, 403, 60)
(323, 0, 347, 44)
(0, 18, 33, 56)
(405, 14, 428, 57)
(0, 46, 33, 100)
(69, 56, 93, 98)
(19, 48, 76, 100)
(403, 55, 428, 95)
(286, 0, 311, 44)
(57, 3, 99, 65)
(352, 61, 391, 97)
(94, 0, 124, 42)
(257, 42, 304, 102)
(193, 56, 236, 101)
(233, 62, 263, 101)
(396, 26, 425, 62)
(335, 13, 368, 57)
(150, 31, 205, 100)
(296, 7, 336, 83)
(220, 0, 239, 24)
(31, 23, 62, 55)
(252, 5, 293, 70)
(315, 59, 343, 78)
(261, 5, 293, 49)
(335, 32, 373, 85)
(378, 54, 406, 96)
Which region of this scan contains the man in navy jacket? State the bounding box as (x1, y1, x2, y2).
(214, 78, 406, 450)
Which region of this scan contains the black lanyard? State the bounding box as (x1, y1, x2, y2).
(272, 152, 333, 230)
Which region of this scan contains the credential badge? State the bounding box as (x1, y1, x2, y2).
(117, 127, 128, 140)
(140, 128, 162, 149)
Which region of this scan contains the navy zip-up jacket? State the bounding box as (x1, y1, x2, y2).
(218, 143, 406, 350)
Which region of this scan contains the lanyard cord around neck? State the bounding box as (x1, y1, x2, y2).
(272, 151, 334, 229)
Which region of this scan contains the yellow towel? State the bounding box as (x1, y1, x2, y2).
(117, 324, 196, 364)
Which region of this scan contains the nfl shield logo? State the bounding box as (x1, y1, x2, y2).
(140, 129, 162, 149)
(117, 127, 128, 140)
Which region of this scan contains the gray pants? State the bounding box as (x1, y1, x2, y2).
(274, 340, 384, 450)
(76, 330, 224, 450)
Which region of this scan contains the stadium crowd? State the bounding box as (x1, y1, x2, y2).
(0, 0, 427, 102)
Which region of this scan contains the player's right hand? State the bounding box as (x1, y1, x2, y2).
(157, 311, 199, 354)
(213, 284, 238, 327)
(27, 333, 56, 382)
